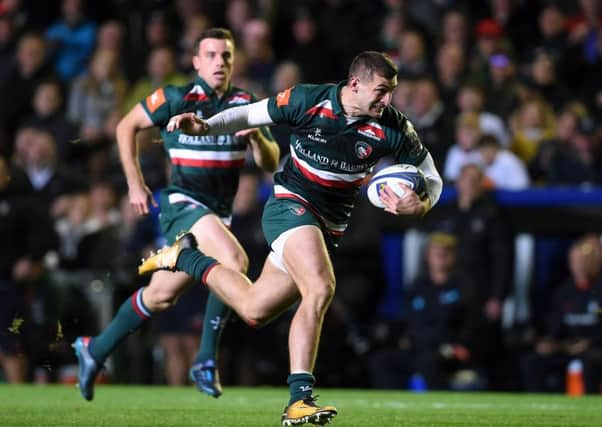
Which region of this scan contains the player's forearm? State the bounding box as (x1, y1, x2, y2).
(116, 118, 145, 187)
(417, 153, 442, 211)
(250, 131, 280, 172)
(206, 99, 274, 135)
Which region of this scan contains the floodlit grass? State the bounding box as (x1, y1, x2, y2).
(0, 384, 601, 426)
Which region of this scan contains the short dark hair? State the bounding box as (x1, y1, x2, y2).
(348, 51, 397, 81)
(194, 28, 234, 51)
(478, 133, 500, 148)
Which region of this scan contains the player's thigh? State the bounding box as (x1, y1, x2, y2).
(281, 225, 335, 298)
(189, 214, 247, 270)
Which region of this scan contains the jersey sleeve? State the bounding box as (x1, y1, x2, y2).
(139, 86, 175, 127)
(391, 113, 428, 165)
(266, 85, 307, 126)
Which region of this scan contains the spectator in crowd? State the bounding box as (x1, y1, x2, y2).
(425, 163, 513, 389)
(435, 43, 465, 110)
(443, 112, 482, 182)
(468, 19, 507, 84)
(240, 19, 276, 92)
(378, 9, 405, 58)
(67, 48, 127, 146)
(405, 77, 454, 171)
(510, 97, 556, 164)
(368, 232, 475, 390)
(521, 233, 602, 393)
(527, 5, 568, 75)
(122, 47, 187, 113)
(0, 32, 53, 152)
(21, 79, 78, 163)
(440, 10, 469, 51)
(543, 118, 601, 186)
(477, 133, 530, 190)
(95, 20, 126, 78)
(45, 0, 96, 81)
(176, 14, 211, 75)
(529, 101, 586, 183)
(483, 51, 522, 119)
(0, 155, 58, 383)
(456, 83, 510, 147)
(285, 10, 333, 84)
(224, 0, 254, 42)
(127, 10, 172, 81)
(523, 50, 569, 111)
(396, 30, 430, 80)
(13, 127, 85, 206)
(54, 180, 121, 270)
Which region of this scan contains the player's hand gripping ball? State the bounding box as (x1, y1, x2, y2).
(367, 164, 427, 208)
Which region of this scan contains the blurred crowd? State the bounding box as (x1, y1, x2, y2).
(1, 0, 602, 393)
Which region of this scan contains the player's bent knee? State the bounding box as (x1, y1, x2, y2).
(144, 286, 179, 312)
(238, 304, 272, 329)
(305, 280, 336, 311)
(221, 251, 249, 274)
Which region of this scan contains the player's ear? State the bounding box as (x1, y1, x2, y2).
(192, 55, 201, 71)
(349, 76, 360, 92)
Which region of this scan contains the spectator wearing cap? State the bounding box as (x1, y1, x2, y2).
(478, 133, 530, 190)
(483, 51, 522, 119)
(468, 18, 507, 84)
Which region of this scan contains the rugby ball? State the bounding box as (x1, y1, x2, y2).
(367, 164, 427, 208)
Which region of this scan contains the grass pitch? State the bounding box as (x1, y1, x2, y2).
(0, 384, 600, 426)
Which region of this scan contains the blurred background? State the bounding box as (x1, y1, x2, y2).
(0, 0, 601, 394)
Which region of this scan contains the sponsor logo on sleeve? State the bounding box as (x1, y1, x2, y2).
(145, 88, 166, 113)
(276, 87, 292, 107)
(355, 122, 385, 140)
(288, 205, 306, 216)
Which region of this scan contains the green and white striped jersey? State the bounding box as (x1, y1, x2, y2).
(266, 81, 428, 237)
(141, 76, 272, 217)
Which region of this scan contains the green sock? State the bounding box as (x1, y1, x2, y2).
(287, 372, 315, 405)
(176, 248, 219, 283)
(89, 287, 151, 363)
(194, 292, 231, 364)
